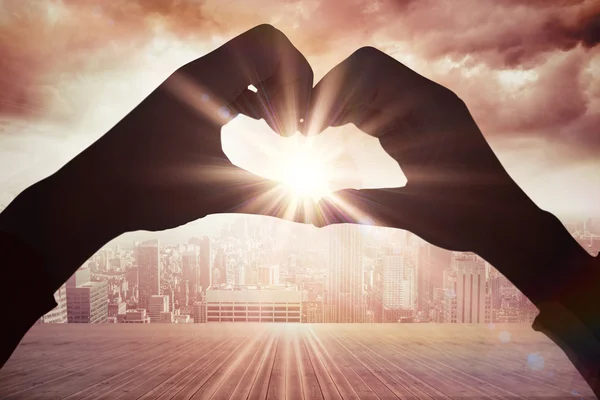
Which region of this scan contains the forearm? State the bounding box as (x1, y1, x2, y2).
(478, 208, 600, 395)
(0, 173, 121, 368)
(0, 169, 122, 290)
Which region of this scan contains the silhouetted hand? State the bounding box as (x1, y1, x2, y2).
(0, 25, 314, 288)
(308, 47, 542, 256)
(54, 24, 314, 234)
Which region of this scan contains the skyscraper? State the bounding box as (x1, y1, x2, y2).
(39, 284, 68, 324)
(136, 239, 161, 311)
(148, 295, 169, 322)
(199, 236, 213, 293)
(382, 254, 404, 309)
(66, 266, 108, 323)
(452, 252, 487, 323)
(214, 248, 228, 286)
(182, 247, 200, 298)
(326, 225, 364, 323)
(417, 242, 433, 313)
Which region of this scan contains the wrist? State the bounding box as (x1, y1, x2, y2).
(475, 206, 593, 305)
(0, 171, 122, 290)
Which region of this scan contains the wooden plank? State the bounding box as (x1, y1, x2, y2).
(284, 326, 304, 400)
(1, 338, 173, 398)
(191, 328, 270, 400)
(0, 324, 596, 400)
(151, 337, 241, 400)
(266, 327, 287, 400)
(305, 328, 359, 399)
(295, 327, 324, 400)
(173, 338, 248, 400)
(246, 327, 279, 400)
(324, 331, 398, 399)
(226, 330, 277, 400)
(301, 332, 341, 400)
(374, 333, 523, 399)
(94, 337, 223, 400)
(0, 335, 141, 391)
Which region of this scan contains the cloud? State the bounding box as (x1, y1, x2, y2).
(0, 0, 598, 156)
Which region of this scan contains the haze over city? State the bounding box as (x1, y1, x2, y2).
(1, 1, 599, 398)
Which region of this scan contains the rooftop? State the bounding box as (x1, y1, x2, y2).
(208, 284, 298, 291)
(0, 324, 595, 399)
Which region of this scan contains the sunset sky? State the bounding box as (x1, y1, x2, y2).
(0, 0, 599, 236)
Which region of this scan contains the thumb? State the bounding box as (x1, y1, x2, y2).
(314, 187, 423, 232)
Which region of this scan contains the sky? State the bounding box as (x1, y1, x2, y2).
(0, 0, 599, 240)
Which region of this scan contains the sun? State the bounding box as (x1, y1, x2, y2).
(278, 141, 333, 201)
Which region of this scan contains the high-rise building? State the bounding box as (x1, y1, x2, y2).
(193, 300, 206, 323)
(177, 280, 189, 308)
(148, 295, 169, 322)
(452, 252, 487, 324)
(108, 299, 126, 317)
(443, 268, 457, 323)
(182, 247, 200, 298)
(417, 243, 432, 313)
(257, 265, 279, 286)
(137, 240, 161, 311)
(326, 225, 364, 323)
(213, 248, 228, 286)
(489, 269, 502, 310)
(234, 266, 246, 285)
(382, 254, 404, 309)
(117, 309, 151, 323)
(39, 284, 68, 324)
(204, 285, 301, 322)
(66, 267, 108, 324)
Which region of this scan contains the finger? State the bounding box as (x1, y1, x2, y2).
(314, 187, 479, 252)
(305, 46, 410, 136)
(230, 89, 262, 120)
(314, 187, 421, 232)
(306, 46, 474, 184)
(176, 24, 313, 135)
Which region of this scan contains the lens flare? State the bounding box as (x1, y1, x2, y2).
(279, 146, 332, 201)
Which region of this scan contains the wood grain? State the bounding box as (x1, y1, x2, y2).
(0, 324, 595, 399)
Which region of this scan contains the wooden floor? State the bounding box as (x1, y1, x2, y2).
(0, 324, 595, 399)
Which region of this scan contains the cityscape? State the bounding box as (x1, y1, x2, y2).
(38, 215, 600, 327)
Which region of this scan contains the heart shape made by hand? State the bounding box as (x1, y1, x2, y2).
(222, 115, 407, 203)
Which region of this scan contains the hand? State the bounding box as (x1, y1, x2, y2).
(307, 47, 542, 256)
(0, 25, 314, 285)
(52, 24, 314, 233)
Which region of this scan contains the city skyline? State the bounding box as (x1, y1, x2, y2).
(37, 214, 600, 327)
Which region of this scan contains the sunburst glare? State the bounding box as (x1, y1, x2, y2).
(278, 139, 333, 201)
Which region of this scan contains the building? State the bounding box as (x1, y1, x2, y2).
(108, 299, 126, 317)
(175, 314, 191, 323)
(137, 239, 161, 311)
(39, 284, 68, 324)
(148, 295, 169, 322)
(326, 225, 365, 323)
(213, 248, 228, 285)
(489, 269, 502, 310)
(192, 300, 207, 323)
(451, 252, 487, 324)
(574, 229, 600, 256)
(198, 236, 213, 294)
(182, 247, 200, 298)
(117, 309, 151, 323)
(417, 243, 432, 313)
(158, 311, 174, 323)
(302, 301, 323, 323)
(257, 265, 279, 286)
(205, 285, 301, 322)
(66, 267, 108, 324)
(443, 268, 458, 323)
